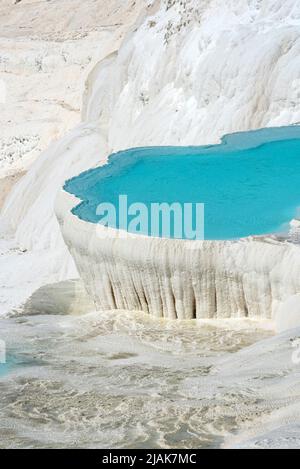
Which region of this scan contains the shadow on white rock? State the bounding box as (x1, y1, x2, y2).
(21, 279, 95, 316)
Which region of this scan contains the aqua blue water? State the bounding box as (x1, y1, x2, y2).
(0, 353, 42, 379)
(64, 126, 300, 240)
(0, 355, 17, 378)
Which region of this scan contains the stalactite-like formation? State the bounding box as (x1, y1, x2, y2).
(56, 188, 300, 320)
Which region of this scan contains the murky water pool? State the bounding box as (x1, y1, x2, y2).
(0, 307, 275, 448)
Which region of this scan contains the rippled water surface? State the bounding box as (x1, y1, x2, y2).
(0, 306, 275, 449)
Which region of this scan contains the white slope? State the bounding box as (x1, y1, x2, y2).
(0, 0, 146, 312)
(0, 0, 144, 177)
(2, 0, 300, 315)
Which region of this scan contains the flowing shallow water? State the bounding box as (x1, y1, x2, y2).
(65, 126, 300, 240)
(0, 301, 283, 449)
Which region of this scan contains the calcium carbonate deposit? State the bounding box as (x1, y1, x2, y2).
(1, 0, 300, 449)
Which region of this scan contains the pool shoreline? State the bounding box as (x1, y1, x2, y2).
(56, 126, 300, 324)
(64, 126, 300, 241)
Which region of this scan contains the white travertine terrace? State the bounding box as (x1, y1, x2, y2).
(2, 0, 300, 449)
(56, 182, 300, 320)
(2, 0, 300, 325)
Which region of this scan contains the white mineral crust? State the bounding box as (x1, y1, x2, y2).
(1, 0, 300, 329)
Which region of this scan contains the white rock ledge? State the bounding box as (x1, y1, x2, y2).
(55, 186, 300, 321)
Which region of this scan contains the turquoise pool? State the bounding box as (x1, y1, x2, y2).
(65, 126, 300, 240)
